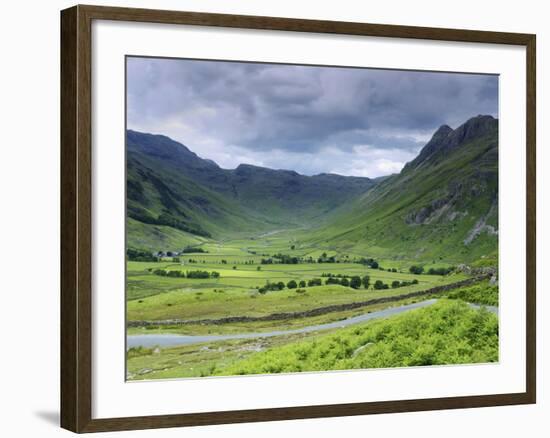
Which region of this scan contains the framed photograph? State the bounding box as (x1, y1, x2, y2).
(60, 5, 536, 433)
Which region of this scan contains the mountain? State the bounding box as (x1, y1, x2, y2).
(126, 130, 376, 249)
(304, 115, 499, 263)
(127, 114, 499, 262)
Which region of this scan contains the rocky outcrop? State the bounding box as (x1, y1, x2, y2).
(464, 200, 498, 245)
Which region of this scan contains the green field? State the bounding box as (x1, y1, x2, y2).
(126, 230, 497, 380)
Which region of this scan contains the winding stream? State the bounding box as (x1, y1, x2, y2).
(127, 299, 498, 350)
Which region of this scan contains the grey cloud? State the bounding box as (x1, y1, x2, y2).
(126, 57, 498, 176)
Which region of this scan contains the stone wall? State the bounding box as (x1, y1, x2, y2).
(128, 274, 490, 328)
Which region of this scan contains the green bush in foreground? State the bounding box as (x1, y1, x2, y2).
(446, 281, 498, 306)
(215, 300, 498, 376)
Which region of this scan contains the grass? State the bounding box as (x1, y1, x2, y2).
(215, 300, 499, 376)
(127, 299, 498, 380)
(125, 227, 497, 381)
(127, 296, 428, 336)
(127, 247, 467, 322)
(446, 280, 498, 306)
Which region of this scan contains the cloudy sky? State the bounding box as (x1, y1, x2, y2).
(127, 57, 498, 178)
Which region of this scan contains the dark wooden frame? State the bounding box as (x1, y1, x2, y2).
(61, 4, 536, 433)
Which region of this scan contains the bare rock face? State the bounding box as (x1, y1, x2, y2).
(456, 264, 497, 277)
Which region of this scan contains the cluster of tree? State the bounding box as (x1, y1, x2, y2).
(317, 252, 337, 263)
(409, 265, 452, 276)
(152, 269, 220, 279)
(427, 267, 454, 276)
(409, 265, 425, 275)
(325, 275, 370, 289)
(258, 281, 286, 294)
(307, 278, 323, 287)
(263, 253, 301, 264)
(181, 246, 207, 254)
(126, 248, 158, 262)
(373, 280, 390, 290)
(358, 258, 379, 269)
(257, 278, 325, 294)
(321, 273, 350, 278)
(188, 270, 220, 279)
(390, 279, 419, 288)
(153, 269, 184, 278)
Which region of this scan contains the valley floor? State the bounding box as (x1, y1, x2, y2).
(126, 230, 498, 380)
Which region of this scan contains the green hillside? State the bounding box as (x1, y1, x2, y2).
(126, 130, 376, 249)
(303, 115, 499, 263)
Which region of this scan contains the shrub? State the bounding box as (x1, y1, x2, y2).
(287, 280, 298, 289)
(409, 265, 424, 275)
(127, 248, 158, 262)
(350, 276, 362, 289)
(186, 270, 212, 279)
(427, 267, 453, 276)
(181, 246, 207, 253)
(326, 277, 340, 285)
(166, 270, 183, 278)
(307, 278, 322, 287)
(216, 301, 498, 375)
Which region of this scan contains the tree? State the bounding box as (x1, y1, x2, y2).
(233, 266, 237, 270)
(299, 280, 306, 288)
(362, 275, 370, 289)
(350, 276, 362, 289)
(412, 279, 419, 284)
(391, 280, 401, 288)
(277, 281, 285, 290)
(374, 280, 386, 290)
(307, 278, 322, 287)
(340, 278, 350, 287)
(257, 266, 261, 271)
(287, 280, 297, 289)
(409, 265, 424, 275)
(370, 260, 379, 269)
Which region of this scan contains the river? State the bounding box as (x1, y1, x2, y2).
(127, 300, 498, 349)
